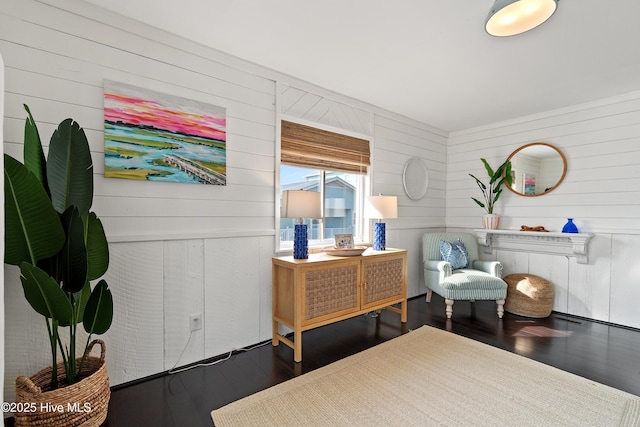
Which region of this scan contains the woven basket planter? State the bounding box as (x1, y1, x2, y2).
(14, 340, 110, 427)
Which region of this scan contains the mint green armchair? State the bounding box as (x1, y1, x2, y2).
(422, 232, 507, 319)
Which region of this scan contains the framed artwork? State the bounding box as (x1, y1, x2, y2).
(103, 80, 227, 185)
(334, 234, 354, 249)
(523, 173, 536, 195)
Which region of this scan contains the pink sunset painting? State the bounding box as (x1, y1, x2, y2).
(523, 173, 536, 195)
(104, 80, 227, 185)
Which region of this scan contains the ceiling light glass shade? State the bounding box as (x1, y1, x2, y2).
(485, 0, 558, 37)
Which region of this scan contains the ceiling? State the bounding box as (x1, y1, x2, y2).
(81, 0, 640, 132)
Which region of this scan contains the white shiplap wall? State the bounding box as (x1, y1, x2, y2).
(1, 0, 278, 402)
(281, 84, 372, 136)
(1, 50, 5, 407)
(2, 0, 448, 402)
(448, 92, 640, 327)
(371, 113, 448, 297)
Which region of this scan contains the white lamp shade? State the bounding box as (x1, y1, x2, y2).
(281, 190, 322, 219)
(486, 0, 557, 37)
(365, 195, 398, 219)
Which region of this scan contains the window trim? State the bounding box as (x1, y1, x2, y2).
(276, 118, 372, 254)
(278, 168, 369, 252)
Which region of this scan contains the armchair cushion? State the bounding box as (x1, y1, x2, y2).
(442, 269, 505, 292)
(439, 239, 469, 269)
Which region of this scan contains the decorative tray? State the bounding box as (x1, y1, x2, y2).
(322, 246, 368, 256)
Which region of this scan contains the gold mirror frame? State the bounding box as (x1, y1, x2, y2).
(506, 142, 567, 197)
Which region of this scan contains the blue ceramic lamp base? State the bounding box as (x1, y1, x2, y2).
(373, 222, 386, 251)
(293, 224, 308, 259)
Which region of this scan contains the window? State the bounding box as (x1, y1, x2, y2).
(279, 121, 370, 251)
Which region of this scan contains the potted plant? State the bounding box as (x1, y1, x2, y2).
(469, 158, 513, 229)
(4, 105, 113, 426)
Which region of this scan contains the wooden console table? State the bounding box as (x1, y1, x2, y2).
(272, 248, 407, 362)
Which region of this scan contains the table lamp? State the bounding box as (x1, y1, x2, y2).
(365, 195, 398, 251)
(281, 190, 322, 259)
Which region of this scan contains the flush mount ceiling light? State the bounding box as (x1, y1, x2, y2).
(485, 0, 558, 37)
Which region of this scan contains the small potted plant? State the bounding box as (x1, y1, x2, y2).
(469, 158, 513, 229)
(4, 105, 113, 426)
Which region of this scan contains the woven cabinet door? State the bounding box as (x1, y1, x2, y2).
(362, 256, 404, 308)
(303, 263, 359, 324)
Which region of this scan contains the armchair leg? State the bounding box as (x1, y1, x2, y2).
(497, 299, 505, 318)
(445, 299, 454, 319)
(425, 289, 433, 303)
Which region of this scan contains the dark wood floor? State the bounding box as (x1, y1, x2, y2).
(102, 294, 640, 427)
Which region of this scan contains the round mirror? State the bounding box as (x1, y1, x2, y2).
(402, 157, 429, 200)
(506, 142, 567, 196)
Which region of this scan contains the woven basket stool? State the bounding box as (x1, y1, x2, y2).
(504, 273, 554, 318)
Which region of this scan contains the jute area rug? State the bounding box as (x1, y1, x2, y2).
(211, 326, 640, 426)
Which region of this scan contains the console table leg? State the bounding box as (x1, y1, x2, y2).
(294, 329, 302, 362)
(272, 320, 279, 346)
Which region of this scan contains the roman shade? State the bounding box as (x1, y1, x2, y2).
(281, 120, 370, 174)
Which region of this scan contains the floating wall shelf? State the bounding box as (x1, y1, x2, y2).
(474, 229, 594, 264)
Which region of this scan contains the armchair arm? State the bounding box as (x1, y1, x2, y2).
(472, 260, 503, 278)
(424, 260, 452, 276)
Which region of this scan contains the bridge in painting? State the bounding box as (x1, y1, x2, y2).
(162, 154, 225, 185)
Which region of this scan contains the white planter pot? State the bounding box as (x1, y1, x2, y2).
(482, 214, 501, 229)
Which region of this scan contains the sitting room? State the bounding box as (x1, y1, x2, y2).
(2, 0, 640, 425)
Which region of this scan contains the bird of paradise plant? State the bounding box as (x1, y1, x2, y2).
(469, 158, 513, 214)
(4, 105, 113, 389)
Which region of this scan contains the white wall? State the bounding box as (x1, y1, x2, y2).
(448, 92, 640, 328)
(1, 50, 5, 408)
(371, 114, 447, 297)
(1, 0, 446, 401)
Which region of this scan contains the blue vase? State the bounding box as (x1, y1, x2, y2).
(562, 218, 578, 233)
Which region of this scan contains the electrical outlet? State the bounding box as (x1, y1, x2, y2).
(189, 314, 202, 332)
